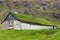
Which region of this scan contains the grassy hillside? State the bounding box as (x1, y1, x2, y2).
(0, 24, 2, 29)
(0, 0, 59, 24)
(0, 29, 58, 40)
(50, 30, 60, 40)
(34, 9, 60, 24)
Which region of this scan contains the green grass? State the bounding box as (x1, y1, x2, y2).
(0, 29, 60, 40)
(50, 30, 60, 40)
(0, 29, 58, 40)
(12, 13, 54, 26)
(30, 9, 60, 24)
(0, 24, 2, 29)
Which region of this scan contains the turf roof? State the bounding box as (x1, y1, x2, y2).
(11, 12, 55, 26)
(1, 12, 55, 26)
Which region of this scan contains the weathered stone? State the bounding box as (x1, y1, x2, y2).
(52, 13, 60, 20)
(22, 1, 29, 7)
(40, 6, 48, 10)
(0, 1, 3, 5)
(38, 1, 48, 10)
(51, 2, 60, 8)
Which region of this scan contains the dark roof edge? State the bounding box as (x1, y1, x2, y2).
(1, 12, 12, 24)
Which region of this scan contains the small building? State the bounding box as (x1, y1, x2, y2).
(1, 12, 56, 30)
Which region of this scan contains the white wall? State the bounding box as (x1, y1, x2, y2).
(13, 20, 53, 30)
(13, 20, 21, 30)
(30, 25, 52, 30)
(21, 23, 31, 30)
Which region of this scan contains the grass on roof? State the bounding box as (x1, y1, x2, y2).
(0, 11, 8, 23)
(12, 13, 54, 26)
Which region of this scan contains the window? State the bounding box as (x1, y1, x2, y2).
(9, 21, 13, 27)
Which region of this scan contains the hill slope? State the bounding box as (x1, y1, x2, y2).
(0, 29, 59, 40)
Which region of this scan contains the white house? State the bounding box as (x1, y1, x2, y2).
(1, 13, 56, 30)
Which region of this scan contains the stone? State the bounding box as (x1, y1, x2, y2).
(22, 1, 29, 7)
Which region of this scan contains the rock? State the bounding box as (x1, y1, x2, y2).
(0, 1, 3, 5)
(52, 13, 60, 20)
(22, 1, 29, 7)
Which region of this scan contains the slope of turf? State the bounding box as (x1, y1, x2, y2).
(12, 13, 54, 26)
(0, 11, 8, 23)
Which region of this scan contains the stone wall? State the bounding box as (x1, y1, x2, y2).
(2, 20, 54, 30)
